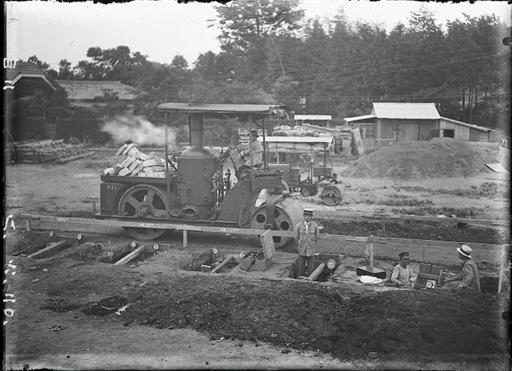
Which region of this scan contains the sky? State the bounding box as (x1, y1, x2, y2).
(5, 0, 511, 69)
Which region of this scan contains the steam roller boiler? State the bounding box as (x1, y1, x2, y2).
(98, 103, 303, 248)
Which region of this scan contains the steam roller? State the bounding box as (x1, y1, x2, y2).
(250, 197, 303, 248)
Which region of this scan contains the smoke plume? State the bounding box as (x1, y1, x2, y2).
(101, 115, 177, 149)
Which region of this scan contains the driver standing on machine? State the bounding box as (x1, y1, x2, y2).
(240, 129, 263, 167)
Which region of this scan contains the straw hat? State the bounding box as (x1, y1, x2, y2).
(456, 244, 472, 258)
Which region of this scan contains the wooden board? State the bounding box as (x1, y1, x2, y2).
(16, 213, 507, 266)
(351, 129, 364, 155)
(260, 230, 276, 259)
(307, 262, 326, 281)
(27, 240, 69, 259)
(114, 245, 145, 265)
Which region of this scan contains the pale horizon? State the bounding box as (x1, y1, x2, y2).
(6, 0, 511, 69)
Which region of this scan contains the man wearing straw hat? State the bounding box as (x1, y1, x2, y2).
(444, 244, 481, 292)
(295, 209, 319, 277)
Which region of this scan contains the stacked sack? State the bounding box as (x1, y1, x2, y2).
(103, 143, 167, 177)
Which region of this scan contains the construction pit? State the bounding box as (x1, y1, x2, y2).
(4, 143, 511, 370)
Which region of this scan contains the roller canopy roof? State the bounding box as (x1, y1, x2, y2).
(157, 102, 289, 119)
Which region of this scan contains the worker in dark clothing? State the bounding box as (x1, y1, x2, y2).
(295, 209, 319, 277)
(444, 244, 481, 292)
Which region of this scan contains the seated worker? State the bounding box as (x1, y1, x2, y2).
(390, 252, 416, 287)
(240, 130, 263, 167)
(444, 244, 481, 292)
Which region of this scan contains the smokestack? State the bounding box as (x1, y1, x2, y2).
(189, 113, 204, 149)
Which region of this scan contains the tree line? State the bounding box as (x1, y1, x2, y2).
(20, 1, 510, 131)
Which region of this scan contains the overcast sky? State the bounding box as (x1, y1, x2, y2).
(5, 0, 511, 69)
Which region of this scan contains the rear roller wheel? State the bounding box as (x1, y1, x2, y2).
(320, 184, 342, 206)
(250, 198, 303, 248)
(117, 185, 169, 240)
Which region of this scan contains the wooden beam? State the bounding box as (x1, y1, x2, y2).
(114, 245, 145, 266)
(27, 240, 68, 259)
(210, 256, 234, 274)
(17, 213, 505, 239)
(497, 244, 509, 293)
(183, 229, 188, 248)
(308, 263, 326, 281)
(55, 151, 95, 164)
(15, 213, 507, 266)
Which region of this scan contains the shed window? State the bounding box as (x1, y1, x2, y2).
(443, 129, 454, 138)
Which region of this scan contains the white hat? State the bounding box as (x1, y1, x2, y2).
(457, 244, 472, 258)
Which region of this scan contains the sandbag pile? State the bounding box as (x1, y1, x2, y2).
(103, 143, 167, 177)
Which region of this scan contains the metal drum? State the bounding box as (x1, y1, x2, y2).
(250, 197, 303, 248)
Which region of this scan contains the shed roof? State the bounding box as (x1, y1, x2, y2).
(372, 102, 440, 119)
(55, 80, 141, 100)
(5, 62, 56, 90)
(158, 102, 288, 120)
(440, 117, 495, 132)
(344, 114, 377, 122)
(158, 102, 285, 113)
(294, 114, 332, 121)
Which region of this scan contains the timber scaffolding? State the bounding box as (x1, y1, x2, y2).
(17, 213, 509, 267)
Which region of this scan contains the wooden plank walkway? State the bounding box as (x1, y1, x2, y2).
(15, 213, 508, 267)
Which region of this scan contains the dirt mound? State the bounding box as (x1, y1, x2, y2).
(319, 219, 505, 244)
(343, 138, 497, 179)
(4, 230, 52, 256)
(117, 275, 508, 361)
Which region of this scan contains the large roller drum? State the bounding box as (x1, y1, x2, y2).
(250, 198, 303, 248)
(117, 184, 169, 240)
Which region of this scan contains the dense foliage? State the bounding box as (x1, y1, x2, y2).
(18, 3, 510, 131)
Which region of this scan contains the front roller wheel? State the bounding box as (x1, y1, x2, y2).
(250, 198, 303, 248)
(117, 185, 169, 240)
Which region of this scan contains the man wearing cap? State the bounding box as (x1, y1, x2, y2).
(444, 244, 481, 292)
(241, 130, 263, 167)
(295, 209, 319, 277)
(390, 252, 416, 287)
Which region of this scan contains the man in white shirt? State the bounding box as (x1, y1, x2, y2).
(390, 252, 416, 287)
(295, 209, 319, 277)
(241, 130, 263, 167)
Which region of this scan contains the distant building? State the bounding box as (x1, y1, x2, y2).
(294, 114, 332, 127)
(5, 62, 58, 141)
(55, 80, 141, 109)
(344, 102, 494, 151)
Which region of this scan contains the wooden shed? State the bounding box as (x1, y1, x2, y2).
(345, 102, 494, 151)
(438, 117, 494, 142)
